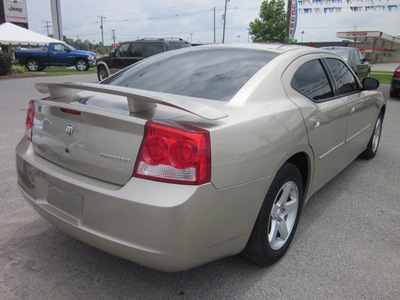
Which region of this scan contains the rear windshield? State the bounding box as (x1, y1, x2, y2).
(166, 41, 191, 50)
(104, 47, 279, 101)
(326, 48, 350, 60)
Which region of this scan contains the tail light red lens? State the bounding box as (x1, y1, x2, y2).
(394, 67, 400, 78)
(25, 100, 35, 141)
(134, 120, 211, 185)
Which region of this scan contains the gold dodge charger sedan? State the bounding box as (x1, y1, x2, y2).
(16, 44, 386, 272)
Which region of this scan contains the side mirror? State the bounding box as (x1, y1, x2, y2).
(362, 77, 380, 90)
(110, 51, 115, 57)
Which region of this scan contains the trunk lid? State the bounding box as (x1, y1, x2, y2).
(31, 82, 227, 185)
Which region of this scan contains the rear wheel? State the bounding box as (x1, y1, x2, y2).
(75, 59, 89, 71)
(242, 163, 303, 266)
(26, 59, 40, 72)
(97, 65, 108, 81)
(359, 113, 383, 159)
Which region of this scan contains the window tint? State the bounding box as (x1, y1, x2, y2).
(325, 58, 359, 95)
(144, 42, 164, 57)
(105, 48, 279, 101)
(167, 41, 191, 50)
(291, 59, 334, 102)
(115, 43, 129, 57)
(129, 43, 142, 57)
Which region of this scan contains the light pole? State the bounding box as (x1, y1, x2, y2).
(222, 0, 228, 43)
(237, 35, 240, 43)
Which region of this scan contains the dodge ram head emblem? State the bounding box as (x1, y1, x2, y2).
(65, 124, 74, 136)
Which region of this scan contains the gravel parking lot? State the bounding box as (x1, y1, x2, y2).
(1, 74, 399, 299)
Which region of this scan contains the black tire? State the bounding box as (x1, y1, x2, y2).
(75, 59, 89, 71)
(359, 113, 383, 159)
(26, 59, 40, 72)
(390, 90, 398, 98)
(242, 163, 303, 266)
(97, 65, 108, 81)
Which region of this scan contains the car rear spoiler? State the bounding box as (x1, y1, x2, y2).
(35, 82, 228, 120)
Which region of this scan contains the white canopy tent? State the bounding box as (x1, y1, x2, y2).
(0, 22, 64, 46)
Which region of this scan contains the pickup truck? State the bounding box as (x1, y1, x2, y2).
(14, 42, 96, 72)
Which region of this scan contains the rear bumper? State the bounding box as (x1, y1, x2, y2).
(390, 76, 400, 92)
(16, 138, 270, 272)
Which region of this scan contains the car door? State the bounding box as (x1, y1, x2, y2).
(109, 42, 142, 73)
(324, 58, 375, 159)
(282, 54, 349, 192)
(48, 43, 70, 65)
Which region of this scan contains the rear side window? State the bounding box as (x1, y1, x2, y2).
(325, 58, 360, 95)
(144, 42, 165, 58)
(129, 43, 142, 57)
(167, 41, 191, 50)
(106, 48, 279, 101)
(291, 59, 334, 102)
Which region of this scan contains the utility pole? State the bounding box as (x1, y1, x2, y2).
(44, 21, 52, 36)
(98, 16, 106, 46)
(213, 7, 216, 43)
(111, 29, 116, 45)
(222, 0, 228, 43)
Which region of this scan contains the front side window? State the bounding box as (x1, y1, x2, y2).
(53, 44, 67, 52)
(115, 43, 129, 57)
(291, 59, 334, 102)
(325, 58, 360, 95)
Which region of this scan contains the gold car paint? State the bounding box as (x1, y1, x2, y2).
(16, 138, 273, 272)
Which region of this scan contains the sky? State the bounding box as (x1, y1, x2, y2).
(24, 0, 400, 45)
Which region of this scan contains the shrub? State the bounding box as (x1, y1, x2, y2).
(0, 51, 13, 75)
(12, 65, 25, 73)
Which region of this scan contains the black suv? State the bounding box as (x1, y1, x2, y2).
(96, 38, 191, 81)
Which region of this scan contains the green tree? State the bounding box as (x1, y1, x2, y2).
(249, 0, 286, 43)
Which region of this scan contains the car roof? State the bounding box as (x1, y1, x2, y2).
(190, 43, 325, 55)
(321, 46, 355, 52)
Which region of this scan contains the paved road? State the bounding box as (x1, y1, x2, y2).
(1, 74, 399, 299)
(371, 63, 398, 72)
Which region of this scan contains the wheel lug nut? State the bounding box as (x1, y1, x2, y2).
(280, 208, 286, 213)
(278, 217, 283, 222)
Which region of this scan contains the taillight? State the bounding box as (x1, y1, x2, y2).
(25, 100, 35, 141)
(394, 67, 400, 78)
(133, 120, 211, 185)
